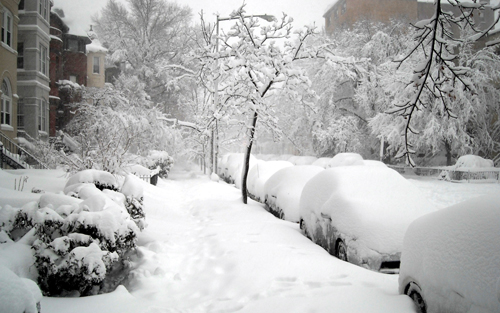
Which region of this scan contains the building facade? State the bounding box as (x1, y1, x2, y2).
(324, 0, 495, 37)
(324, 0, 418, 34)
(0, 0, 19, 142)
(17, 0, 50, 140)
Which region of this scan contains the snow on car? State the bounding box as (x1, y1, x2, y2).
(287, 156, 318, 165)
(263, 165, 324, 222)
(399, 194, 500, 313)
(328, 152, 365, 167)
(299, 165, 435, 273)
(247, 160, 293, 202)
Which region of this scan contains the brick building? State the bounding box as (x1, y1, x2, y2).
(49, 7, 94, 136)
(324, 0, 417, 33)
(324, 0, 496, 37)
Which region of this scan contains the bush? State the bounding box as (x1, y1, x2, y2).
(0, 170, 144, 297)
(144, 150, 174, 178)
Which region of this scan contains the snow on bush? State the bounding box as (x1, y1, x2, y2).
(0, 264, 42, 313)
(399, 194, 500, 313)
(66, 169, 119, 192)
(263, 165, 324, 222)
(247, 160, 293, 202)
(143, 150, 174, 178)
(121, 174, 146, 230)
(0, 169, 143, 297)
(452, 154, 495, 169)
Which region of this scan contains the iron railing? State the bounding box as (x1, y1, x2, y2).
(0, 131, 48, 169)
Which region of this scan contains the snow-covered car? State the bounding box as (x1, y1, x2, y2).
(263, 165, 323, 222)
(299, 166, 434, 273)
(246, 160, 293, 202)
(399, 194, 500, 313)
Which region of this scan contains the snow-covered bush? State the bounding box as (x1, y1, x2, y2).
(0, 169, 144, 297)
(143, 150, 174, 178)
(65, 169, 119, 192)
(121, 174, 146, 230)
(0, 264, 42, 313)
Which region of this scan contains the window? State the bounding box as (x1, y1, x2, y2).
(69, 75, 77, 83)
(39, 44, 48, 75)
(17, 101, 24, 129)
(1, 9, 13, 47)
(341, 1, 347, 15)
(38, 99, 47, 132)
(17, 42, 24, 68)
(1, 79, 12, 126)
(39, 0, 49, 20)
(67, 39, 79, 52)
(93, 56, 100, 74)
(19, 0, 25, 10)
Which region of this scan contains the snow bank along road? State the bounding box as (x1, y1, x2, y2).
(43, 171, 417, 313)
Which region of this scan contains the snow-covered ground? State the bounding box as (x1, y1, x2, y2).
(1, 166, 500, 313)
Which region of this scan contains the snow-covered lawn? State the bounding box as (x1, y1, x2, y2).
(2, 167, 500, 312)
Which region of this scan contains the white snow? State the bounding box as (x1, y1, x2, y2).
(264, 165, 324, 222)
(0, 166, 499, 313)
(452, 154, 495, 169)
(329, 152, 365, 167)
(247, 160, 293, 201)
(86, 39, 108, 54)
(299, 166, 436, 257)
(121, 174, 144, 199)
(399, 194, 500, 313)
(0, 264, 41, 313)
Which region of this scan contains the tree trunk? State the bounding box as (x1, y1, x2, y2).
(242, 110, 258, 204)
(444, 139, 452, 166)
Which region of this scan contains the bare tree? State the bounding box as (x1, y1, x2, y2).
(389, 0, 499, 165)
(93, 0, 195, 116)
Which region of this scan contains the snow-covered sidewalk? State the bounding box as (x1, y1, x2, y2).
(41, 169, 414, 313)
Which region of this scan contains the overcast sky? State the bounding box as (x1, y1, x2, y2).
(52, 0, 334, 36)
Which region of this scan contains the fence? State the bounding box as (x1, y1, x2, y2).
(388, 165, 500, 183)
(136, 173, 159, 186)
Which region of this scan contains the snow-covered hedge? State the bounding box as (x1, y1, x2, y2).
(0, 264, 42, 313)
(0, 169, 145, 297)
(143, 150, 174, 178)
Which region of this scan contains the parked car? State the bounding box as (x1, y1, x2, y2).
(399, 194, 500, 313)
(263, 165, 323, 222)
(299, 166, 434, 273)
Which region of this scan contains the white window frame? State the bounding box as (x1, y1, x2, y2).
(38, 98, 47, 132)
(93, 56, 100, 74)
(39, 43, 48, 76)
(39, 0, 49, 20)
(1, 79, 12, 126)
(1, 9, 13, 47)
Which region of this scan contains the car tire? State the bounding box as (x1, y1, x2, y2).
(299, 219, 310, 239)
(335, 240, 348, 262)
(405, 282, 426, 313)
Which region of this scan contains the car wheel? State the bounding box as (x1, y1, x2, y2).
(405, 282, 426, 313)
(335, 240, 348, 262)
(299, 219, 309, 238)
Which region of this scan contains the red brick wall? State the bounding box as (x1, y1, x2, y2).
(63, 52, 88, 86)
(324, 0, 418, 34)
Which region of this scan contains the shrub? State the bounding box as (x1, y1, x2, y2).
(0, 169, 144, 297)
(144, 150, 174, 178)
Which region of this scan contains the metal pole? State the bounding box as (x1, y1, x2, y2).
(212, 15, 220, 175)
